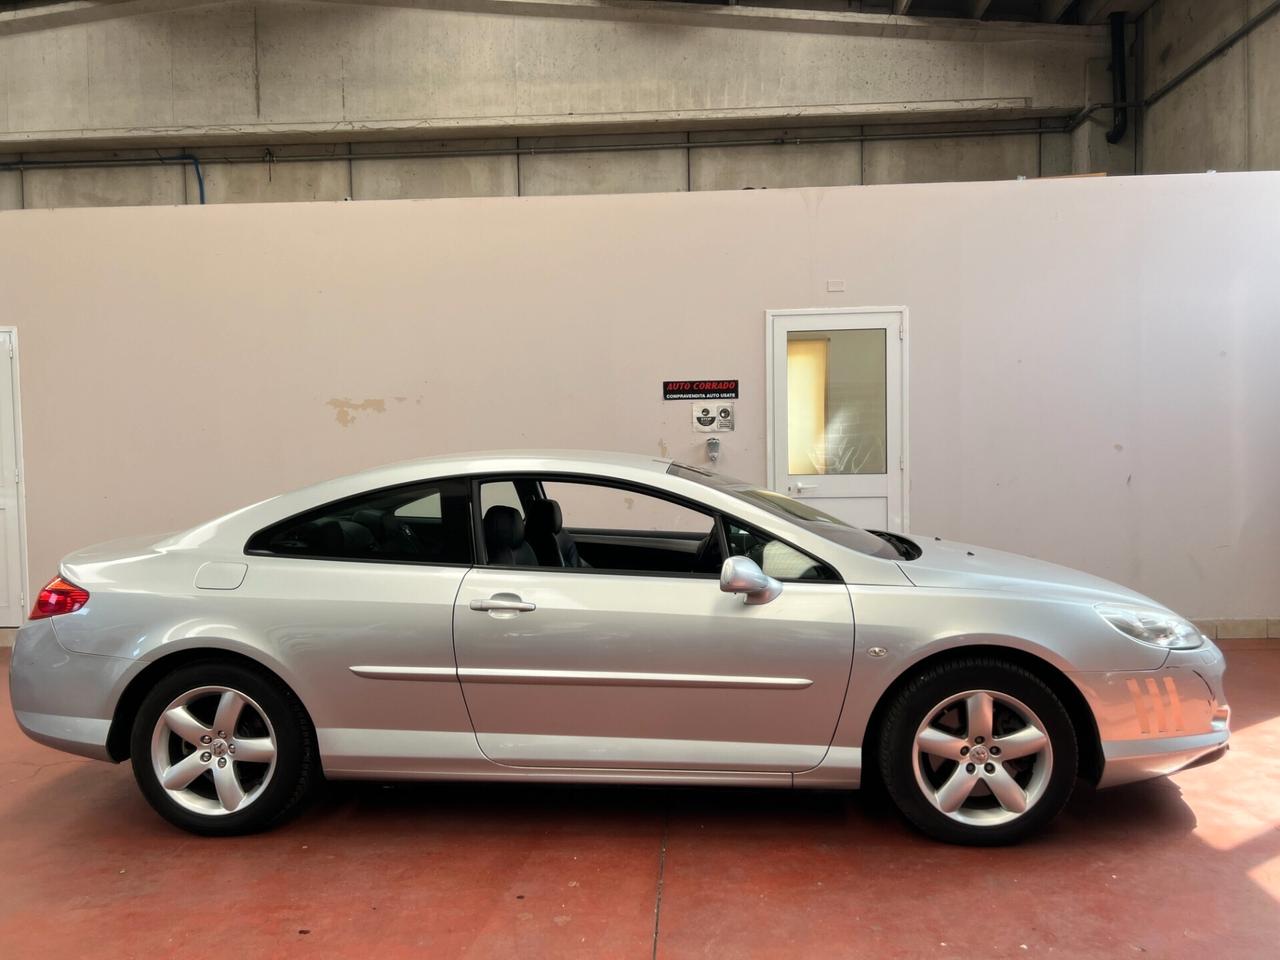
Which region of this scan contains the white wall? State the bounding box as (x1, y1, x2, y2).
(1, 172, 1276, 619)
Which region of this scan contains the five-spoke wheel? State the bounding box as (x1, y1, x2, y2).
(880, 658, 1077, 845)
(150, 686, 278, 816)
(912, 689, 1052, 826)
(131, 661, 315, 835)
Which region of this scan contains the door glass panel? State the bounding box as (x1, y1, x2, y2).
(543, 481, 709, 533)
(786, 328, 887, 476)
(476, 477, 720, 574)
(395, 491, 442, 519)
(480, 479, 523, 517)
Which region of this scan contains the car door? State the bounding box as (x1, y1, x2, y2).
(452, 474, 855, 773)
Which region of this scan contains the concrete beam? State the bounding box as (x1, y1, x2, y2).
(302, 0, 1106, 42)
(0, 1, 1106, 152)
(0, 99, 1054, 153)
(0, 0, 228, 37)
(1079, 1, 1158, 24)
(1041, 0, 1072, 23)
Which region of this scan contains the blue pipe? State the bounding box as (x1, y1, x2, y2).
(173, 153, 206, 204)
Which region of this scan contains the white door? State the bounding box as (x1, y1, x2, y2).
(767, 308, 907, 532)
(0, 331, 25, 626)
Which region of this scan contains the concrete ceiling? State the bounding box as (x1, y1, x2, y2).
(0, 0, 1161, 33)
(648, 1, 1159, 25)
(0, 0, 1122, 40)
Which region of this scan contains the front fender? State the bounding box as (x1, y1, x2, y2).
(825, 584, 1165, 767)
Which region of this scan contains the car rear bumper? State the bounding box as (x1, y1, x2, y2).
(1070, 640, 1230, 789)
(9, 618, 137, 762)
(12, 710, 114, 761)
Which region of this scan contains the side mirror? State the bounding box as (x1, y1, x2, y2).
(720, 556, 783, 605)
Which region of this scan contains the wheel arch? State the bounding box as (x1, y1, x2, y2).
(858, 644, 1103, 788)
(106, 647, 318, 762)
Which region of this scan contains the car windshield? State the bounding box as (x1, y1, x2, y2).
(666, 462, 902, 560)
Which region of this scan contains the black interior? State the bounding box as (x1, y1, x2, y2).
(524, 499, 589, 568)
(247, 478, 474, 564)
(482, 505, 721, 575)
(568, 528, 722, 575)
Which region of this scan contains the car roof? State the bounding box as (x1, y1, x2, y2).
(361, 449, 674, 479)
(167, 450, 680, 549)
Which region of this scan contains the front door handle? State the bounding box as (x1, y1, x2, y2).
(470, 594, 536, 613)
(794, 481, 816, 493)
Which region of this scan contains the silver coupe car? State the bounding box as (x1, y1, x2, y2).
(9, 451, 1229, 844)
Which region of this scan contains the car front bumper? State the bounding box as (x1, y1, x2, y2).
(1071, 640, 1230, 788)
(9, 617, 139, 762)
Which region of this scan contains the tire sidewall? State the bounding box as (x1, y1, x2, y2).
(130, 661, 309, 836)
(880, 661, 1078, 845)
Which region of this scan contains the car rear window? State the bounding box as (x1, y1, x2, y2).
(246, 478, 474, 565)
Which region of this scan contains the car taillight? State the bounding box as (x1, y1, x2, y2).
(30, 576, 90, 620)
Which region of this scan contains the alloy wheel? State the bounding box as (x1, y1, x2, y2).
(149, 685, 278, 817)
(911, 689, 1053, 827)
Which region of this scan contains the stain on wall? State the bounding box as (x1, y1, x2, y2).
(327, 397, 387, 427)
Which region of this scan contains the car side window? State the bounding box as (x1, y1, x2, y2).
(480, 480, 523, 518)
(394, 491, 442, 519)
(247, 478, 473, 564)
(477, 476, 722, 576)
(723, 518, 830, 581)
(541, 480, 710, 534)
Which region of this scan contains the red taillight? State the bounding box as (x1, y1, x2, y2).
(30, 576, 90, 620)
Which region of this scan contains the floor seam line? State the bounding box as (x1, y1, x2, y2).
(650, 810, 670, 960)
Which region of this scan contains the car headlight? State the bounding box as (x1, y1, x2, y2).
(1094, 603, 1204, 650)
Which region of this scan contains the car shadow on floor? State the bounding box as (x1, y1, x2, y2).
(2, 754, 1200, 845)
(296, 770, 1201, 848)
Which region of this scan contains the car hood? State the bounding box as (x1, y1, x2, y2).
(898, 536, 1162, 607)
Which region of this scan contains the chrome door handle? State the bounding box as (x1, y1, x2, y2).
(470, 597, 536, 613)
(794, 482, 816, 492)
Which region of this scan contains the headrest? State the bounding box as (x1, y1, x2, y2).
(483, 505, 525, 549)
(525, 498, 563, 534)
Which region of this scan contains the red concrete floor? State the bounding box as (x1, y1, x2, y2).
(2, 648, 1278, 959)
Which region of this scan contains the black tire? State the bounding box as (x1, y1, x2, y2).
(129, 660, 316, 836)
(878, 657, 1077, 845)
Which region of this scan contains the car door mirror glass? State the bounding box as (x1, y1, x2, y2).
(720, 556, 783, 605)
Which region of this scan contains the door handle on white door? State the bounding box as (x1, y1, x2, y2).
(470, 595, 536, 613)
(794, 482, 816, 493)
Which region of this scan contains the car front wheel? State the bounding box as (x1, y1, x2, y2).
(129, 661, 315, 835)
(878, 657, 1078, 845)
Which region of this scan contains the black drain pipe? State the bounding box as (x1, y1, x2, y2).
(1105, 12, 1128, 144)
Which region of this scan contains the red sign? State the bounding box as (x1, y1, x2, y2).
(663, 379, 739, 400)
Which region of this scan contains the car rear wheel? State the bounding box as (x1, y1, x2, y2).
(878, 657, 1077, 845)
(129, 661, 315, 835)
